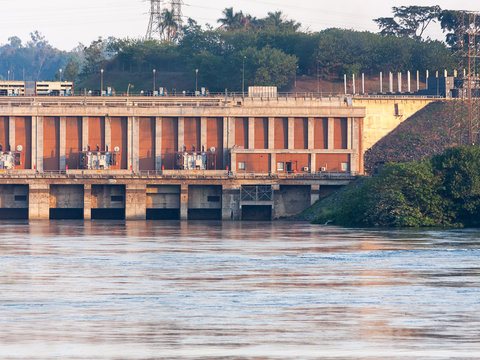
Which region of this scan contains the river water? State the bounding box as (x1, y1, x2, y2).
(0, 221, 479, 359)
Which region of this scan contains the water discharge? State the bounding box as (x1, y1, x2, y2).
(0, 221, 479, 359)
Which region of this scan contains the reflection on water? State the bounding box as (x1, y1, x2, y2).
(1, 221, 480, 359)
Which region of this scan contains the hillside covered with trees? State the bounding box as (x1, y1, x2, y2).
(0, 6, 473, 93)
(309, 146, 480, 228)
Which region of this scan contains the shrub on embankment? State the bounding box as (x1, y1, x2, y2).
(311, 146, 480, 228)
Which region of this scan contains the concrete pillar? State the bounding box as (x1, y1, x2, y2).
(230, 151, 237, 174)
(200, 117, 207, 151)
(82, 116, 89, 151)
(105, 116, 111, 152)
(125, 183, 146, 220)
(327, 117, 334, 150)
(180, 183, 188, 220)
(307, 117, 314, 149)
(36, 116, 44, 171)
(84, 184, 91, 220)
(31, 116, 37, 170)
(288, 117, 294, 150)
(248, 117, 255, 149)
(344, 74, 347, 94)
(29, 183, 49, 220)
(380, 72, 383, 93)
(361, 73, 365, 94)
(59, 116, 66, 170)
(268, 117, 275, 149)
(223, 117, 235, 170)
(347, 117, 352, 150)
(398, 72, 402, 93)
(389, 72, 393, 93)
(407, 71, 411, 93)
(311, 184, 320, 205)
(8, 116, 15, 151)
(127, 117, 132, 170)
(351, 118, 360, 174)
(178, 117, 184, 151)
(417, 70, 420, 91)
(271, 184, 280, 219)
(155, 117, 162, 171)
(222, 184, 241, 220)
(133, 116, 139, 172)
(310, 153, 316, 173)
(352, 74, 356, 94)
(127, 116, 139, 172)
(426, 70, 429, 90)
(270, 153, 276, 174)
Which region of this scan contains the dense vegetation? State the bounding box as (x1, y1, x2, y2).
(1, 6, 472, 92)
(312, 146, 480, 228)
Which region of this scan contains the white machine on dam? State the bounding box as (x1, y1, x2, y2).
(80, 147, 118, 170)
(0, 145, 22, 170)
(176, 147, 217, 170)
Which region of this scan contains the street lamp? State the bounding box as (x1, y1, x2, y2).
(59, 68, 62, 82)
(242, 56, 246, 97)
(7, 70, 10, 96)
(100, 68, 104, 96)
(127, 83, 134, 96)
(153, 69, 156, 94)
(294, 65, 298, 89)
(195, 68, 198, 95)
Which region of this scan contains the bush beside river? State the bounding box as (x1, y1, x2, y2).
(310, 146, 480, 228)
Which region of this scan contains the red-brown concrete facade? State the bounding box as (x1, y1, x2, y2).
(0, 97, 364, 175)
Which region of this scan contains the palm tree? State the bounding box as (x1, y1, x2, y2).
(160, 9, 179, 42)
(218, 7, 254, 30)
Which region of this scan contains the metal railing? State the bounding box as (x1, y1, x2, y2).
(241, 185, 273, 202)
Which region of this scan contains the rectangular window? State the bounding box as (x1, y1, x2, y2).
(238, 162, 245, 171)
(207, 196, 220, 202)
(14, 195, 27, 202)
(277, 162, 284, 171)
(111, 196, 124, 202)
(341, 162, 349, 172)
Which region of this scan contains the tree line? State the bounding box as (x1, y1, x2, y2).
(0, 6, 475, 91)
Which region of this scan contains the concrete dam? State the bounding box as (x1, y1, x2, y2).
(0, 94, 432, 220)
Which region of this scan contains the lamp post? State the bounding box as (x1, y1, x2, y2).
(294, 65, 298, 89)
(127, 83, 133, 96)
(242, 56, 246, 97)
(153, 69, 156, 94)
(100, 68, 104, 96)
(59, 68, 62, 82)
(7, 70, 10, 96)
(195, 68, 198, 95)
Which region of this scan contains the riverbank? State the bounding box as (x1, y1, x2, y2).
(304, 146, 480, 228)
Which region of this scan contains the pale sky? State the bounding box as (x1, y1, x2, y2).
(0, 0, 478, 50)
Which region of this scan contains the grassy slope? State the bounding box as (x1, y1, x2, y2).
(364, 101, 469, 174)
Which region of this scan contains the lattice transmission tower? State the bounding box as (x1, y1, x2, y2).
(145, 0, 163, 40)
(145, 0, 183, 41)
(171, 0, 184, 31)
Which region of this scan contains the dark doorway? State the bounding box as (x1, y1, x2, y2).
(188, 209, 222, 220)
(286, 162, 292, 173)
(146, 209, 180, 220)
(91, 208, 125, 220)
(242, 205, 272, 221)
(49, 208, 84, 220)
(0, 208, 28, 219)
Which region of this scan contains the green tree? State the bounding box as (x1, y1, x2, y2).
(64, 57, 80, 81)
(82, 38, 105, 75)
(374, 6, 441, 39)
